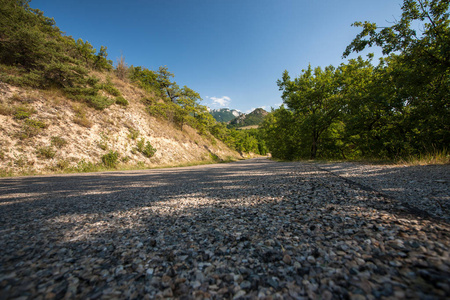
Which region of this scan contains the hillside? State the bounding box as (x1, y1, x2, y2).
(0, 1, 267, 176)
(228, 108, 268, 128)
(0, 80, 241, 176)
(209, 108, 243, 123)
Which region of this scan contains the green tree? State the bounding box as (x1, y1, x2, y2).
(277, 65, 343, 158)
(156, 66, 180, 102)
(260, 106, 300, 160)
(344, 0, 450, 156)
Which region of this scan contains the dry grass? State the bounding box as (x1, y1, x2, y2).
(397, 149, 449, 166)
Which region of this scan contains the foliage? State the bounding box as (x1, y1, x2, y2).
(102, 81, 121, 97)
(75, 159, 98, 173)
(101, 150, 120, 168)
(135, 138, 157, 158)
(141, 141, 157, 158)
(51, 136, 68, 148)
(127, 128, 139, 140)
(264, 0, 449, 161)
(0, 0, 114, 109)
(115, 96, 129, 106)
(36, 146, 56, 159)
(13, 105, 35, 120)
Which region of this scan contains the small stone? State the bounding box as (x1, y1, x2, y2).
(389, 260, 402, 267)
(146, 268, 154, 276)
(349, 267, 359, 275)
(240, 281, 251, 290)
(321, 290, 333, 300)
(307, 256, 316, 264)
(283, 254, 292, 265)
(233, 290, 246, 299)
(350, 294, 366, 300)
(162, 288, 173, 297)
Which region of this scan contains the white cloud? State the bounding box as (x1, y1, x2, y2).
(206, 96, 231, 107)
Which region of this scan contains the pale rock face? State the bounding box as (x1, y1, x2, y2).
(0, 82, 241, 175)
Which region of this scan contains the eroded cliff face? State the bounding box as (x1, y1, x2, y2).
(0, 82, 241, 176)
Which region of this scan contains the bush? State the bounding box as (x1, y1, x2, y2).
(73, 115, 93, 128)
(103, 83, 121, 96)
(13, 106, 35, 120)
(0, 103, 14, 115)
(101, 150, 120, 168)
(115, 96, 129, 106)
(142, 141, 157, 158)
(75, 159, 98, 173)
(85, 95, 115, 110)
(127, 128, 139, 140)
(51, 136, 68, 148)
(36, 146, 56, 159)
(54, 159, 70, 170)
(25, 118, 47, 129)
(135, 138, 157, 158)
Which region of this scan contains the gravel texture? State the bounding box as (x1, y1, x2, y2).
(315, 162, 450, 222)
(0, 158, 449, 299)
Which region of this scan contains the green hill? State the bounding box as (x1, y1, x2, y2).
(209, 108, 243, 123)
(228, 108, 268, 128)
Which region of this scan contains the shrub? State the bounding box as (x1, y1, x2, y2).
(142, 141, 157, 158)
(136, 138, 145, 153)
(54, 159, 70, 170)
(76, 159, 97, 173)
(135, 138, 157, 158)
(0, 103, 14, 116)
(25, 119, 47, 129)
(51, 136, 68, 148)
(36, 146, 56, 159)
(103, 83, 121, 96)
(101, 150, 120, 168)
(115, 96, 129, 106)
(85, 95, 115, 110)
(18, 119, 46, 139)
(73, 115, 93, 128)
(13, 106, 35, 120)
(127, 128, 139, 140)
(72, 104, 93, 128)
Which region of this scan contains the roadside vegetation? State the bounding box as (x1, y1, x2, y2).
(260, 0, 449, 164)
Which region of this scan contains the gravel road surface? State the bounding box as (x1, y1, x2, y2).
(1, 158, 449, 299)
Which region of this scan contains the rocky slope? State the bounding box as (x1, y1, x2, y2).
(0, 80, 241, 176)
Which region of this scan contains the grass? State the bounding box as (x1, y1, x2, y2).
(396, 149, 449, 166)
(13, 105, 35, 120)
(72, 103, 93, 128)
(51, 136, 68, 148)
(127, 127, 139, 140)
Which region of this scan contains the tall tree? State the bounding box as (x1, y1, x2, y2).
(344, 0, 450, 155)
(277, 65, 342, 158)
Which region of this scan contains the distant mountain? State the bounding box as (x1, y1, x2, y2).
(209, 108, 244, 123)
(228, 108, 268, 128)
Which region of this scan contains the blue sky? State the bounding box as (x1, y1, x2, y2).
(32, 0, 403, 113)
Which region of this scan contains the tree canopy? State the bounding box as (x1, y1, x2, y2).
(262, 0, 449, 160)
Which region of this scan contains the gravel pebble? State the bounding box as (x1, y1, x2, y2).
(0, 158, 449, 299)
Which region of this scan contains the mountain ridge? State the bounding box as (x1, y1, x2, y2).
(228, 108, 268, 128)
